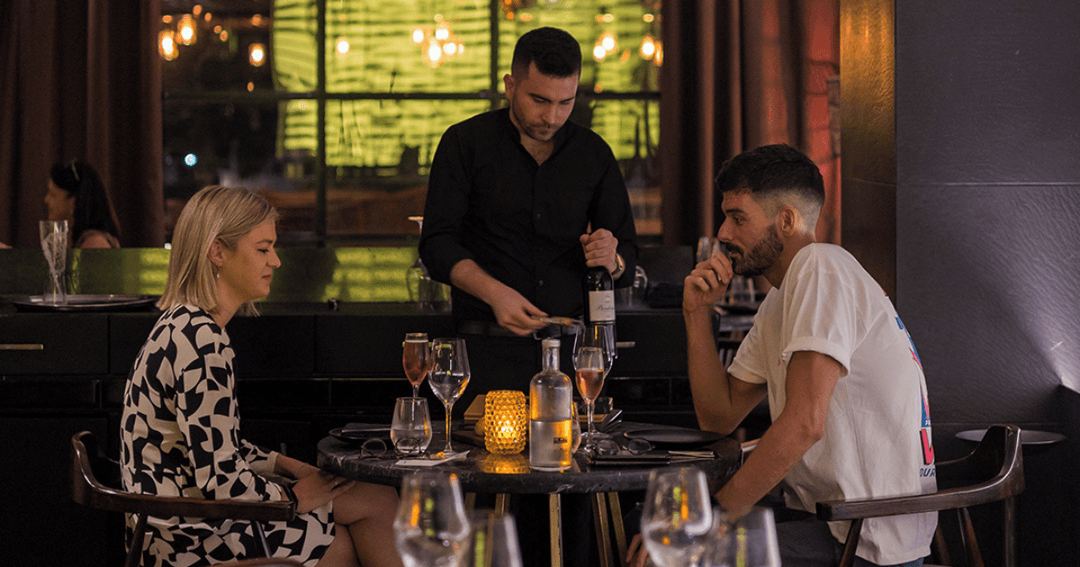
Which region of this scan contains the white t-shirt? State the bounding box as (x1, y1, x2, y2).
(729, 244, 937, 565)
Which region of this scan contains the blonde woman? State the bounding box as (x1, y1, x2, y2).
(120, 186, 403, 567)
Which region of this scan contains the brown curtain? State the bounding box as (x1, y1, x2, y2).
(660, 0, 841, 246)
(0, 0, 163, 248)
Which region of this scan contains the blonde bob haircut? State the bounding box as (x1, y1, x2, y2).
(157, 185, 279, 317)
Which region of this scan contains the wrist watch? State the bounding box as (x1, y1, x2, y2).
(611, 253, 626, 280)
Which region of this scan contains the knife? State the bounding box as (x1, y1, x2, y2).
(597, 409, 623, 433)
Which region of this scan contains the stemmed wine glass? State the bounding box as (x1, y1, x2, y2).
(573, 346, 605, 449)
(393, 471, 471, 567)
(573, 324, 615, 439)
(463, 510, 524, 567)
(574, 324, 616, 378)
(403, 333, 432, 397)
(641, 467, 714, 567)
(701, 507, 781, 567)
(428, 337, 470, 457)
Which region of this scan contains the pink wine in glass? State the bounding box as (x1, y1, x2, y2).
(403, 333, 430, 397)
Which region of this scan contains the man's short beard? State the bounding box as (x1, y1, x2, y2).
(733, 225, 783, 277)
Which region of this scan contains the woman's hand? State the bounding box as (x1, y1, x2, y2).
(626, 533, 652, 567)
(291, 470, 356, 514)
(275, 454, 320, 480)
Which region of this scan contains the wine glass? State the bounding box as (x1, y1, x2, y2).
(394, 471, 471, 567)
(701, 507, 780, 567)
(641, 467, 714, 567)
(463, 510, 523, 567)
(573, 346, 605, 449)
(429, 337, 470, 457)
(403, 333, 432, 397)
(574, 323, 616, 378)
(392, 397, 433, 457)
(40, 220, 68, 305)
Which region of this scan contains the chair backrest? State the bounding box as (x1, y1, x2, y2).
(816, 424, 1024, 567)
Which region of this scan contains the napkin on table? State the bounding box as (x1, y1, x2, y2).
(395, 450, 470, 467)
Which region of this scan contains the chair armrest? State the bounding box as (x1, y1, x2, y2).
(72, 435, 296, 522)
(88, 482, 298, 522)
(816, 474, 1018, 521)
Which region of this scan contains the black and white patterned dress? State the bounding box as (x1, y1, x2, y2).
(120, 305, 334, 567)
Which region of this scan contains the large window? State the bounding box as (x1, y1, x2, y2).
(161, 0, 662, 244)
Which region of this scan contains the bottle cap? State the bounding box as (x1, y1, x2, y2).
(541, 338, 560, 348)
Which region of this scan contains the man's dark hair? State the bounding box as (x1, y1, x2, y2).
(714, 144, 825, 216)
(512, 27, 581, 78)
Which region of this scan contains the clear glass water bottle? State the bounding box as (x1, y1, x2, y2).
(529, 339, 573, 471)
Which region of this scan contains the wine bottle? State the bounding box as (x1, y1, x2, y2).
(583, 266, 615, 326)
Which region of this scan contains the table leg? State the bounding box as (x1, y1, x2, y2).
(608, 492, 629, 567)
(549, 493, 563, 567)
(495, 493, 510, 515)
(592, 493, 614, 567)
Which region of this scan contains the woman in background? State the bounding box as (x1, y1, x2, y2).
(45, 160, 121, 248)
(120, 185, 402, 567)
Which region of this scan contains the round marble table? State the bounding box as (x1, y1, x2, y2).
(317, 423, 741, 567)
(317, 433, 740, 495)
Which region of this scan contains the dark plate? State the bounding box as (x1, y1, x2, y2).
(624, 428, 724, 450)
(11, 294, 159, 312)
(330, 424, 391, 444)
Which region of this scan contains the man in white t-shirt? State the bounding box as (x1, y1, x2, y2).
(630, 144, 937, 567)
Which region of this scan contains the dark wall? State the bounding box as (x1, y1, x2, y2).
(841, 0, 1080, 564)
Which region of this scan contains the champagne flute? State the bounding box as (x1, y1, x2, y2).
(429, 337, 470, 457)
(641, 467, 714, 567)
(463, 510, 523, 567)
(403, 332, 432, 397)
(394, 471, 471, 567)
(39, 220, 68, 305)
(573, 346, 605, 449)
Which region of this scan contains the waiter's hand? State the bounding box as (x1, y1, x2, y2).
(580, 229, 619, 273)
(683, 251, 733, 314)
(489, 286, 548, 336)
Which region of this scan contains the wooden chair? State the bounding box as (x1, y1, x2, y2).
(71, 431, 297, 567)
(220, 560, 305, 567)
(816, 424, 1024, 567)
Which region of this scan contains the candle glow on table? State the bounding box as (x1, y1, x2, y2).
(484, 390, 527, 455)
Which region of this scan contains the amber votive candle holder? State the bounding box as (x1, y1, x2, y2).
(484, 390, 528, 454)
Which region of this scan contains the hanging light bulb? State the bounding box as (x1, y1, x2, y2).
(336, 37, 350, 57)
(159, 30, 178, 61)
(434, 21, 450, 41)
(592, 42, 607, 62)
(249, 43, 266, 67)
(177, 14, 197, 46)
(600, 31, 617, 54)
(640, 35, 656, 60)
(411, 28, 425, 44)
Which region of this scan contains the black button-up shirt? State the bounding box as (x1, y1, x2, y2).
(419, 108, 637, 322)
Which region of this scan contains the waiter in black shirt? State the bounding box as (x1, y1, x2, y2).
(420, 26, 638, 397)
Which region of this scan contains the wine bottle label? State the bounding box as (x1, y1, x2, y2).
(588, 290, 616, 323)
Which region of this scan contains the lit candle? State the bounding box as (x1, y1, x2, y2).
(484, 390, 527, 455)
